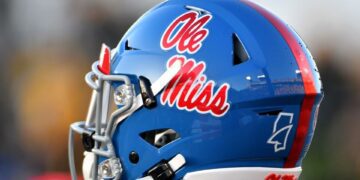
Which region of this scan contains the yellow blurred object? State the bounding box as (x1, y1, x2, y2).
(10, 47, 91, 172)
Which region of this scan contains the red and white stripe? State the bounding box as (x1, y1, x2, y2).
(242, 0, 318, 168)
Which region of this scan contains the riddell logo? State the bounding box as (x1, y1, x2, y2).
(161, 55, 230, 117)
(160, 11, 212, 54)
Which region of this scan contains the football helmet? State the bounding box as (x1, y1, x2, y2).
(69, 0, 323, 179)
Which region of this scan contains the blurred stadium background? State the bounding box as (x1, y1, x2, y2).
(0, 0, 359, 179)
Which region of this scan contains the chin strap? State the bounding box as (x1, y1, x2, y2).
(138, 154, 186, 180)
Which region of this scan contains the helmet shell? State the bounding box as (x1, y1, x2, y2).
(109, 0, 323, 179)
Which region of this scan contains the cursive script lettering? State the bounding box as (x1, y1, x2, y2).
(161, 55, 230, 117)
(161, 11, 212, 54)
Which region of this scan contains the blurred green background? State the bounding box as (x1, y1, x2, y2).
(0, 0, 359, 179)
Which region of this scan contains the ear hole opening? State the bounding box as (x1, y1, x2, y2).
(140, 129, 180, 148)
(233, 33, 249, 65)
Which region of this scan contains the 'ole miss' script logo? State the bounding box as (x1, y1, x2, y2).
(161, 11, 211, 54)
(160, 11, 230, 117)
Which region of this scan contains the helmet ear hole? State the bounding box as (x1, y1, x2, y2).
(140, 129, 180, 148)
(232, 33, 249, 65)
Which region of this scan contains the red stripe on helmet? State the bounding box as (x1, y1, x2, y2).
(284, 95, 316, 168)
(242, 1, 317, 168)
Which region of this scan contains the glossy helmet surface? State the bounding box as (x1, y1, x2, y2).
(69, 0, 323, 179)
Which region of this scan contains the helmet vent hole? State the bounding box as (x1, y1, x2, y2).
(125, 40, 139, 51)
(233, 33, 249, 65)
(140, 129, 180, 148)
(258, 109, 282, 116)
(185, 5, 210, 15)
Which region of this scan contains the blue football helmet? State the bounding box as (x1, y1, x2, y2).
(69, 0, 323, 179)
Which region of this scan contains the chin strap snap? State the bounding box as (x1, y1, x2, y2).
(138, 154, 186, 180)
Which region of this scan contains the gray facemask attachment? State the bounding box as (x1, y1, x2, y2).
(69, 61, 135, 179)
(68, 51, 184, 179)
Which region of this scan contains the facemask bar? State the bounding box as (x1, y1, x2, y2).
(69, 61, 134, 180)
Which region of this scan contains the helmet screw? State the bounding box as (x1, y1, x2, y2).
(129, 151, 139, 164)
(145, 98, 152, 106)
